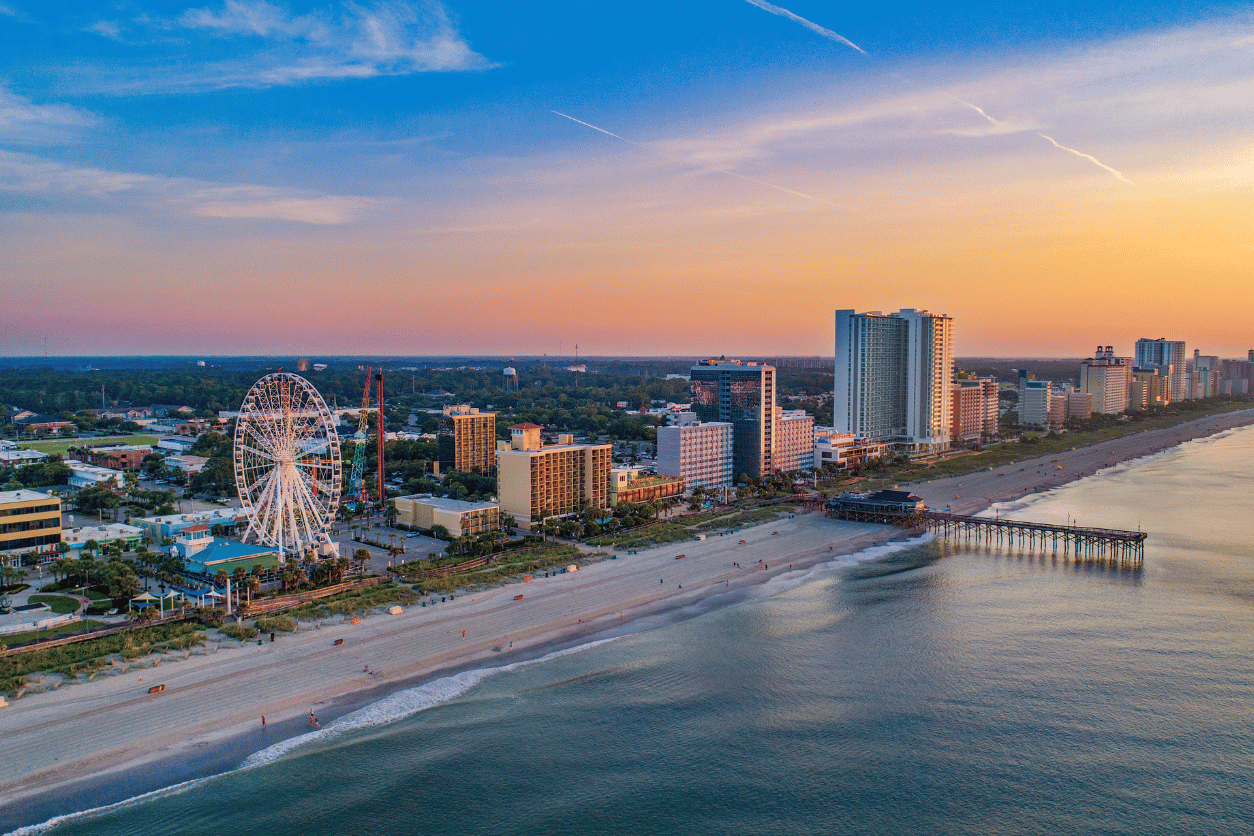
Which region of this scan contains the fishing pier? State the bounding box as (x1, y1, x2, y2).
(828, 490, 1146, 568)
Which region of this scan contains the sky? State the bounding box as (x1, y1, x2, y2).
(1, 0, 1252, 358)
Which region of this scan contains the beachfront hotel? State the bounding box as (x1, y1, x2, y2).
(495, 423, 612, 530)
(689, 358, 777, 480)
(834, 308, 954, 455)
(1134, 338, 1189, 403)
(0, 489, 62, 565)
(773, 408, 815, 472)
(437, 405, 497, 475)
(657, 416, 734, 493)
(1080, 346, 1133, 414)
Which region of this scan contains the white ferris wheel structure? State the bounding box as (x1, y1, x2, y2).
(233, 373, 342, 558)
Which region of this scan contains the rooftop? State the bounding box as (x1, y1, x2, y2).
(510, 422, 543, 430)
(0, 489, 56, 505)
(396, 494, 499, 512)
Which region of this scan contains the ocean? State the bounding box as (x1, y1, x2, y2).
(8, 426, 1254, 835)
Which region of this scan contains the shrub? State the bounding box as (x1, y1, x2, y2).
(191, 606, 224, 627)
(255, 615, 296, 633)
(220, 624, 259, 641)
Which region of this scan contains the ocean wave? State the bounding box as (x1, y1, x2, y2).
(241, 635, 622, 768)
(3, 777, 210, 836)
(5, 637, 625, 836)
(739, 534, 934, 602)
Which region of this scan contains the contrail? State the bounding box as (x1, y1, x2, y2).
(741, 0, 866, 55)
(947, 95, 1132, 185)
(715, 169, 850, 209)
(551, 109, 847, 209)
(551, 111, 637, 145)
(947, 95, 1000, 125)
(1036, 133, 1132, 184)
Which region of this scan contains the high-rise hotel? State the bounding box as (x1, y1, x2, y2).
(1134, 338, 1189, 403)
(689, 358, 777, 481)
(834, 308, 954, 455)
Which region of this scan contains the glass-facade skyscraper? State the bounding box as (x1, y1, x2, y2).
(689, 359, 776, 481)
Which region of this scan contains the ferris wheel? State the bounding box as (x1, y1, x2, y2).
(233, 373, 342, 557)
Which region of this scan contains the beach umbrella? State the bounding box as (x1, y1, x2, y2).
(133, 592, 158, 602)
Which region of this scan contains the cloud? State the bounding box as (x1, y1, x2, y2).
(0, 5, 15, 16)
(741, 0, 866, 55)
(0, 149, 374, 224)
(85, 20, 124, 39)
(180, 186, 375, 223)
(551, 109, 848, 209)
(80, 0, 493, 92)
(0, 85, 100, 144)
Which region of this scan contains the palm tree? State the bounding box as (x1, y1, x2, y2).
(352, 547, 371, 578)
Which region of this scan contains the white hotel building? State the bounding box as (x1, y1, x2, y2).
(834, 308, 954, 455)
(657, 416, 734, 492)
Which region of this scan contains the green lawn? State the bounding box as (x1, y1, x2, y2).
(0, 619, 105, 648)
(16, 435, 159, 455)
(27, 594, 81, 614)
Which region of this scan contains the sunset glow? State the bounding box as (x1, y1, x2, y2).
(2, 2, 1252, 356)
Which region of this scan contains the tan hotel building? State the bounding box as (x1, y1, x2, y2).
(438, 405, 497, 475)
(496, 424, 612, 529)
(0, 489, 63, 563)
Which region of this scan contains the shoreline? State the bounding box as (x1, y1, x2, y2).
(4, 406, 1254, 832)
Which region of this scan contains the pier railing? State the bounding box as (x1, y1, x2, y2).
(918, 511, 1145, 568)
(829, 502, 1146, 568)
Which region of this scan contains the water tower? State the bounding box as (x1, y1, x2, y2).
(503, 367, 518, 392)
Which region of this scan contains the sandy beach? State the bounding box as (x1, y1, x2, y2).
(3, 405, 1253, 825)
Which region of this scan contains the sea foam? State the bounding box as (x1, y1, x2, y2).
(3, 636, 624, 836)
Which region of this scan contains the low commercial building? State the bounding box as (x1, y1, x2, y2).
(77, 444, 152, 471)
(61, 523, 143, 558)
(169, 527, 280, 579)
(774, 409, 815, 472)
(813, 429, 889, 470)
(165, 454, 209, 477)
(157, 437, 197, 454)
(609, 468, 684, 505)
(0, 448, 48, 465)
(657, 420, 734, 493)
(0, 489, 62, 562)
(136, 508, 248, 541)
(67, 461, 124, 489)
(496, 423, 612, 529)
(392, 494, 501, 537)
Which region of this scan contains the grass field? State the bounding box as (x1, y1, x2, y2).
(588, 505, 794, 549)
(27, 594, 81, 614)
(16, 435, 159, 455)
(0, 619, 106, 650)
